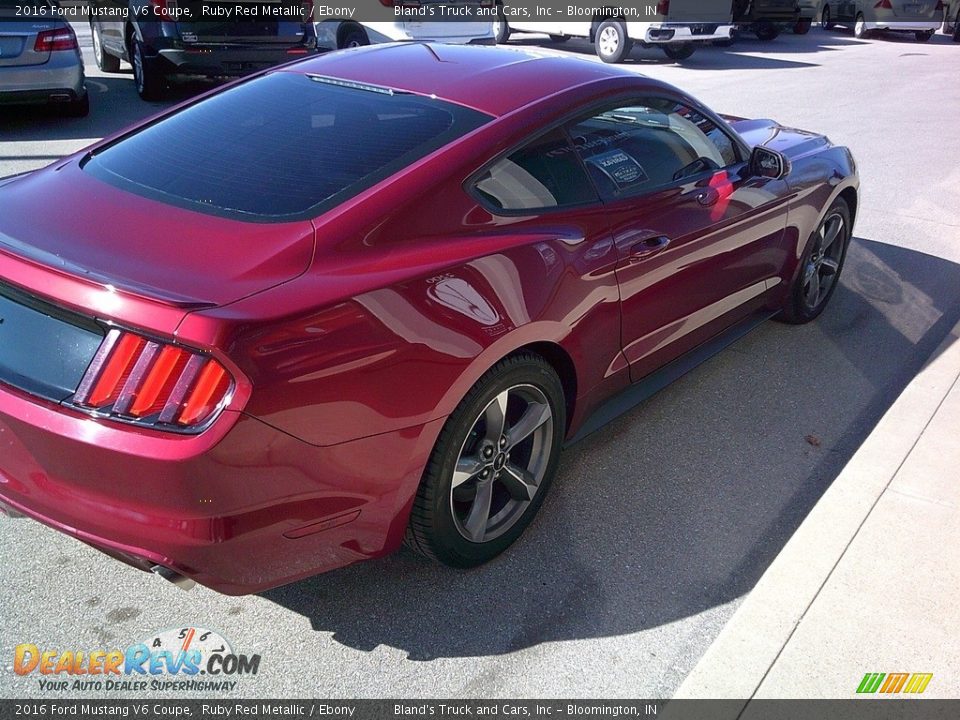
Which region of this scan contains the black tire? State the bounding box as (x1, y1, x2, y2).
(91, 22, 120, 73)
(548, 34, 569, 42)
(405, 353, 566, 568)
(754, 20, 781, 41)
(131, 39, 164, 101)
(338, 25, 369, 49)
(793, 18, 812, 34)
(595, 20, 632, 63)
(854, 13, 871, 39)
(778, 199, 852, 324)
(954, 9, 960, 41)
(915, 29, 934, 41)
(821, 5, 834, 29)
(493, 16, 510, 44)
(662, 43, 696, 61)
(62, 92, 89, 118)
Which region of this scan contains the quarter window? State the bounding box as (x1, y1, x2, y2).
(566, 98, 740, 199)
(472, 128, 599, 212)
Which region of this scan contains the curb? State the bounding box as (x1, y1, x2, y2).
(671, 317, 960, 709)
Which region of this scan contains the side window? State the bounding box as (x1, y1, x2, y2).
(566, 98, 741, 200)
(472, 128, 599, 212)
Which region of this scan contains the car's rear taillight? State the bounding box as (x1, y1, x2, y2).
(874, 0, 893, 7)
(72, 329, 233, 432)
(656, 0, 670, 15)
(34, 27, 79, 52)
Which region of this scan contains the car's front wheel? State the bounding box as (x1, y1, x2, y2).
(821, 5, 834, 29)
(854, 13, 871, 38)
(405, 353, 566, 567)
(131, 40, 164, 101)
(779, 198, 852, 324)
(595, 21, 632, 63)
(754, 20, 781, 41)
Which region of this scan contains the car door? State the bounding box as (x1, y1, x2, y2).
(565, 96, 791, 382)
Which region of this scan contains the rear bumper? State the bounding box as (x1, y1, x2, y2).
(150, 44, 319, 77)
(641, 23, 735, 43)
(0, 59, 84, 104)
(0, 378, 443, 594)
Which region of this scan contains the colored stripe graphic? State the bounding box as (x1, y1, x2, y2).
(880, 673, 909, 693)
(904, 673, 933, 694)
(857, 673, 885, 693)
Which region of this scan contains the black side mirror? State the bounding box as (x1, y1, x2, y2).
(749, 146, 791, 180)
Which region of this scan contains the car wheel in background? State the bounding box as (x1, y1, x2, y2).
(754, 20, 781, 40)
(337, 24, 369, 49)
(405, 353, 566, 568)
(131, 40, 164, 101)
(854, 13, 871, 38)
(779, 198, 852, 324)
(914, 29, 934, 41)
(954, 10, 960, 40)
(493, 15, 509, 44)
(595, 20, 632, 63)
(793, 18, 812, 34)
(62, 92, 89, 118)
(821, 5, 835, 29)
(662, 43, 696, 61)
(91, 22, 120, 72)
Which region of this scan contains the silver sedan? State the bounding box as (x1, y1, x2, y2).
(0, 1, 88, 116)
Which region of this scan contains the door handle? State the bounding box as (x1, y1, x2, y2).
(629, 235, 671, 260)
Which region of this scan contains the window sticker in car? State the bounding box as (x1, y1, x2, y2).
(585, 149, 649, 188)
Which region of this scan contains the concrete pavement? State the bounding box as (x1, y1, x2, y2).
(676, 317, 960, 705)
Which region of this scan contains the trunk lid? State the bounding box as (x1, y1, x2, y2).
(0, 162, 315, 312)
(0, 18, 54, 67)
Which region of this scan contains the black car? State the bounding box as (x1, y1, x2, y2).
(89, 0, 318, 100)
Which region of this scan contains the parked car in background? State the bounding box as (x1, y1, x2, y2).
(495, 0, 734, 62)
(794, 0, 821, 32)
(732, 0, 801, 40)
(89, 0, 318, 100)
(0, 0, 88, 116)
(942, 0, 960, 37)
(315, 0, 495, 49)
(820, 0, 943, 40)
(0, 43, 859, 594)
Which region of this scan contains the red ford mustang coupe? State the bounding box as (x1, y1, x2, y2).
(0, 43, 858, 594)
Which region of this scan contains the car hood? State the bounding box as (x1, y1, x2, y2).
(0, 161, 315, 310)
(725, 116, 831, 159)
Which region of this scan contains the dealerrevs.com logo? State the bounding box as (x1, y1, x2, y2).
(13, 627, 260, 693)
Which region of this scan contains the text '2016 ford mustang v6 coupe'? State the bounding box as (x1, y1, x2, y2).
(0, 43, 859, 594)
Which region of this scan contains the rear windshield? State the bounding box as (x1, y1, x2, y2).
(83, 72, 491, 221)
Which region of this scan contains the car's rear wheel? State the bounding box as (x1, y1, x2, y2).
(854, 13, 871, 38)
(91, 22, 120, 73)
(131, 40, 164, 101)
(662, 43, 696, 61)
(338, 24, 369, 49)
(914, 29, 934, 41)
(821, 5, 834, 29)
(779, 199, 852, 324)
(405, 353, 566, 567)
(595, 20, 632, 63)
(754, 20, 781, 40)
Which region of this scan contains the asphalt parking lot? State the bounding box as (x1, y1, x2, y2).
(1, 25, 959, 699)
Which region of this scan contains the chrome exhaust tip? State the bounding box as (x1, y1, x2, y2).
(151, 564, 196, 591)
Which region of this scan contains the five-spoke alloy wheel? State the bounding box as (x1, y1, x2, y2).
(780, 198, 852, 323)
(406, 353, 565, 567)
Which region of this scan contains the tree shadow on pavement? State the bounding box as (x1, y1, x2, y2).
(263, 238, 960, 661)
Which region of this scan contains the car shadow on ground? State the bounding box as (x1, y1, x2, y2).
(0, 75, 218, 147)
(262, 238, 960, 661)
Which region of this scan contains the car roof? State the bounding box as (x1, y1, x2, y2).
(282, 42, 634, 117)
